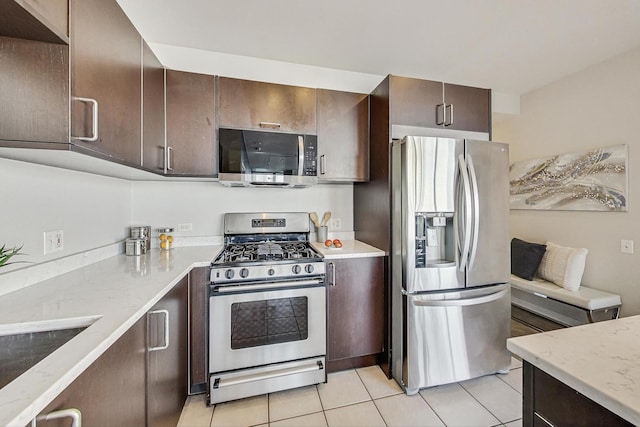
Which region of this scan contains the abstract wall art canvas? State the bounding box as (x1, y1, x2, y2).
(509, 144, 628, 211)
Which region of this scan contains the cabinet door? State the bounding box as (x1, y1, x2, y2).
(189, 267, 209, 394)
(444, 83, 490, 133)
(218, 77, 317, 134)
(0, 0, 68, 44)
(142, 41, 165, 172)
(327, 257, 384, 364)
(389, 76, 442, 128)
(317, 89, 369, 182)
(37, 317, 146, 427)
(0, 36, 69, 143)
(147, 275, 189, 427)
(70, 0, 141, 164)
(166, 70, 217, 176)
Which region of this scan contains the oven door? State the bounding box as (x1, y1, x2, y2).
(209, 280, 326, 373)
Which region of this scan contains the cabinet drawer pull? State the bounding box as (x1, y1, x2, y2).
(36, 408, 82, 427)
(329, 262, 336, 286)
(167, 146, 174, 171)
(148, 309, 170, 351)
(436, 103, 446, 126)
(320, 154, 326, 175)
(259, 121, 281, 129)
(72, 97, 99, 142)
(445, 104, 454, 127)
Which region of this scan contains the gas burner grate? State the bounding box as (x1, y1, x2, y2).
(214, 240, 321, 265)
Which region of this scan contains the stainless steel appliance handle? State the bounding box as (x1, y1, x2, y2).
(214, 278, 324, 293)
(214, 360, 323, 389)
(445, 104, 454, 127)
(413, 289, 508, 307)
(72, 97, 98, 142)
(36, 408, 82, 427)
(320, 154, 326, 175)
(457, 155, 472, 272)
(298, 135, 305, 176)
(167, 146, 174, 171)
(466, 155, 480, 271)
(148, 309, 170, 351)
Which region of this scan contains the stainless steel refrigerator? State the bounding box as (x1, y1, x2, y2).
(391, 136, 511, 394)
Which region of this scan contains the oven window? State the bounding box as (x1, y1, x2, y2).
(230, 297, 308, 350)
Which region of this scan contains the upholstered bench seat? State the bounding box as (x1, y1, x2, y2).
(510, 274, 621, 328)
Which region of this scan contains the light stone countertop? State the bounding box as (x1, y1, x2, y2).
(507, 316, 640, 425)
(0, 245, 223, 427)
(311, 240, 385, 259)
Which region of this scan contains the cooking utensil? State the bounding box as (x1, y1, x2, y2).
(309, 212, 320, 227)
(321, 211, 331, 226)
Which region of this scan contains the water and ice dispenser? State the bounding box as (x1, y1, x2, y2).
(414, 213, 455, 268)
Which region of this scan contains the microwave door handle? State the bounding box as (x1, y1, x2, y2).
(298, 136, 305, 176)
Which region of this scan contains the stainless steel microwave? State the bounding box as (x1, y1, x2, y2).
(218, 128, 318, 188)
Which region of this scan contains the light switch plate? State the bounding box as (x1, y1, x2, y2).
(44, 230, 64, 255)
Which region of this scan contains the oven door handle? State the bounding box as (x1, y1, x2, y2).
(213, 360, 324, 389)
(213, 278, 324, 294)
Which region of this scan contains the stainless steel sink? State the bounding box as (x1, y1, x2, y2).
(0, 317, 99, 389)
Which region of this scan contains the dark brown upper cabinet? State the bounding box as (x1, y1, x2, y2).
(218, 77, 317, 134)
(0, 36, 69, 144)
(0, 0, 69, 44)
(389, 75, 490, 133)
(317, 89, 369, 182)
(70, 0, 142, 165)
(165, 70, 217, 176)
(142, 41, 165, 173)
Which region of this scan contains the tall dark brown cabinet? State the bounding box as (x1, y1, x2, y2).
(354, 74, 492, 376)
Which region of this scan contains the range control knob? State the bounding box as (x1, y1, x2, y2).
(305, 264, 314, 274)
(225, 269, 234, 280)
(240, 268, 249, 278)
(292, 265, 302, 274)
(268, 268, 275, 276)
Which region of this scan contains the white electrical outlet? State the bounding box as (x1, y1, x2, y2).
(330, 218, 342, 230)
(44, 230, 64, 255)
(178, 223, 193, 232)
(621, 239, 634, 254)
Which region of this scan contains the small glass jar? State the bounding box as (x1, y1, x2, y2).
(157, 227, 174, 251)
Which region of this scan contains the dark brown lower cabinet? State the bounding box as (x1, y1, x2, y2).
(36, 277, 189, 427)
(523, 361, 633, 427)
(147, 276, 188, 427)
(37, 317, 147, 427)
(189, 267, 209, 394)
(326, 257, 384, 372)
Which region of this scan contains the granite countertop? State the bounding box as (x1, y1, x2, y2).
(311, 240, 385, 259)
(507, 316, 640, 425)
(0, 245, 223, 427)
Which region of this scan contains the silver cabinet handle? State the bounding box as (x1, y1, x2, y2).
(36, 408, 82, 427)
(148, 309, 169, 351)
(329, 262, 336, 286)
(72, 97, 98, 142)
(413, 289, 508, 307)
(259, 121, 281, 129)
(167, 146, 174, 171)
(436, 103, 446, 126)
(445, 104, 454, 127)
(297, 136, 304, 176)
(320, 154, 326, 175)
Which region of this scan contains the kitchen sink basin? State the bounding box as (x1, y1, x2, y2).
(0, 317, 99, 390)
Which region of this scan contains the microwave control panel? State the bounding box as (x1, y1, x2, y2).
(303, 137, 318, 176)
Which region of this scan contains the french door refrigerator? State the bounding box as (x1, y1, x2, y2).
(391, 136, 511, 394)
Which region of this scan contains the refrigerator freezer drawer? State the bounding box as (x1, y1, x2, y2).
(403, 285, 511, 392)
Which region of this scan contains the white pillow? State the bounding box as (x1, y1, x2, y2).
(537, 241, 588, 291)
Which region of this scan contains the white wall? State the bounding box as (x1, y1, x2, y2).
(493, 46, 640, 316)
(0, 158, 132, 272)
(131, 181, 353, 240)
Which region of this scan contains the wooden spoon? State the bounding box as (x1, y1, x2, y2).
(309, 212, 321, 227)
(321, 211, 331, 226)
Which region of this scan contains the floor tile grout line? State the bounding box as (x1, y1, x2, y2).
(458, 376, 511, 425)
(416, 390, 447, 427)
(496, 368, 522, 394)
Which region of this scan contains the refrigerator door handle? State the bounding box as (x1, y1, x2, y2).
(466, 155, 480, 271)
(456, 155, 472, 272)
(412, 289, 508, 307)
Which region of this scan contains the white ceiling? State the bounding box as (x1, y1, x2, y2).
(116, 0, 640, 96)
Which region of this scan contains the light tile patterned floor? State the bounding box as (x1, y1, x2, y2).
(177, 358, 523, 427)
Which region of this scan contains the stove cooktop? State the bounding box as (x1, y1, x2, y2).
(213, 241, 322, 265)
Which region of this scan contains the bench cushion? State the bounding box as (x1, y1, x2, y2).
(510, 274, 621, 311)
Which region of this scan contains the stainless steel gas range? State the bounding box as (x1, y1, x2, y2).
(208, 212, 326, 404)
